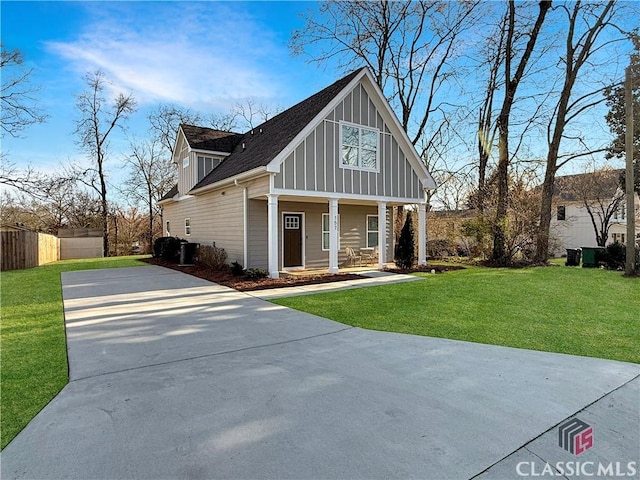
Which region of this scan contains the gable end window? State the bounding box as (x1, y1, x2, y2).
(340, 122, 379, 172)
(557, 206, 566, 221)
(185, 218, 191, 236)
(183, 157, 190, 168)
(197, 156, 221, 182)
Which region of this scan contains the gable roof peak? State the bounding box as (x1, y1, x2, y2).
(191, 67, 368, 190)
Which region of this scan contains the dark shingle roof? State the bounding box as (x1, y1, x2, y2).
(180, 125, 243, 153)
(552, 170, 623, 201)
(159, 184, 178, 202)
(190, 67, 366, 191)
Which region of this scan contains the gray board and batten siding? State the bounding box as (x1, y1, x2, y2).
(274, 83, 424, 201)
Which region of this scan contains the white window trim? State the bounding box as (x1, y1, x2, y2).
(322, 213, 340, 251)
(185, 218, 191, 236)
(339, 121, 380, 173)
(366, 214, 379, 248)
(166, 221, 171, 236)
(183, 156, 190, 168)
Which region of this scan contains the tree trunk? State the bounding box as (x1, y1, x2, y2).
(535, 168, 556, 262)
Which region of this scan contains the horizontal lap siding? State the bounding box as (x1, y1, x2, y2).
(276, 202, 379, 269)
(248, 200, 268, 270)
(162, 188, 244, 265)
(274, 81, 423, 201)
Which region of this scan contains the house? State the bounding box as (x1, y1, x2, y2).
(159, 68, 436, 277)
(549, 171, 640, 256)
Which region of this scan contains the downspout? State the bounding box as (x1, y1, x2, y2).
(234, 179, 248, 268)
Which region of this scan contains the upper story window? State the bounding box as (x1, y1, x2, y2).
(557, 205, 566, 221)
(183, 156, 189, 168)
(340, 122, 379, 172)
(615, 204, 626, 221)
(197, 156, 220, 182)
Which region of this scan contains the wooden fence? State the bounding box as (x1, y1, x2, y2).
(0, 230, 60, 271)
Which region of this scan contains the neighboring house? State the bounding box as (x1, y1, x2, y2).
(550, 171, 640, 256)
(159, 67, 436, 277)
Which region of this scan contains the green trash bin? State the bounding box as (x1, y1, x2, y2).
(581, 247, 605, 268)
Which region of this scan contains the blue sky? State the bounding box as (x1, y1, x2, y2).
(1, 1, 339, 176)
(1, 1, 636, 197)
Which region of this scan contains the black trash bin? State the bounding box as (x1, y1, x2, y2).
(565, 248, 581, 266)
(179, 242, 198, 266)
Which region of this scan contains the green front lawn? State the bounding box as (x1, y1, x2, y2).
(1, 256, 148, 449)
(274, 264, 640, 364)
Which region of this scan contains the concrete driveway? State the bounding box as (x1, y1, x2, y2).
(2, 266, 638, 479)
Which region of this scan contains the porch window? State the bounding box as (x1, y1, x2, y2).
(185, 218, 191, 236)
(322, 213, 340, 251)
(340, 122, 379, 171)
(366, 215, 379, 248)
(557, 205, 566, 221)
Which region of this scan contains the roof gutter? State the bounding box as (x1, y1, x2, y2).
(188, 166, 269, 195)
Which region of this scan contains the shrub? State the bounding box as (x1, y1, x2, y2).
(395, 213, 415, 270)
(427, 239, 454, 259)
(196, 245, 228, 270)
(244, 268, 269, 279)
(231, 261, 244, 276)
(153, 237, 183, 262)
(604, 242, 626, 270)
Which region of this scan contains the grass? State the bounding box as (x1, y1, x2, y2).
(274, 264, 640, 364)
(1, 256, 148, 449)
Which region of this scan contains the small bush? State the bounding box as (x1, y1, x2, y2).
(153, 236, 183, 262)
(231, 261, 244, 276)
(604, 242, 626, 270)
(395, 213, 415, 269)
(196, 245, 228, 270)
(244, 268, 269, 279)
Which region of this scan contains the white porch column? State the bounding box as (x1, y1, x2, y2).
(329, 198, 339, 274)
(377, 201, 387, 269)
(418, 202, 427, 266)
(267, 194, 279, 278)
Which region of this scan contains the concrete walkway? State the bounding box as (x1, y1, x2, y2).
(249, 269, 423, 299)
(1, 266, 638, 479)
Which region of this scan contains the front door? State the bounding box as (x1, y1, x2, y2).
(283, 213, 303, 268)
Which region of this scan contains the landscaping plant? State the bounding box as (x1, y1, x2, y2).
(395, 213, 415, 269)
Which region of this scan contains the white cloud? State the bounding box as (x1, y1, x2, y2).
(45, 2, 284, 111)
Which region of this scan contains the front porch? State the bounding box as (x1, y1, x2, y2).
(252, 193, 426, 278)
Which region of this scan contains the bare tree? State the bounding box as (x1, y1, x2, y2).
(123, 137, 176, 252)
(534, 0, 621, 262)
(475, 17, 507, 213)
(147, 105, 203, 157)
(491, 0, 551, 264)
(75, 70, 136, 256)
(291, 1, 480, 150)
(291, 0, 481, 238)
(0, 45, 47, 139)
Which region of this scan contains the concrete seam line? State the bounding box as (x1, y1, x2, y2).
(468, 372, 640, 479)
(69, 326, 355, 383)
(523, 446, 571, 480)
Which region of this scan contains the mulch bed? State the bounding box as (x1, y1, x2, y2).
(141, 257, 366, 291)
(384, 265, 466, 274)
